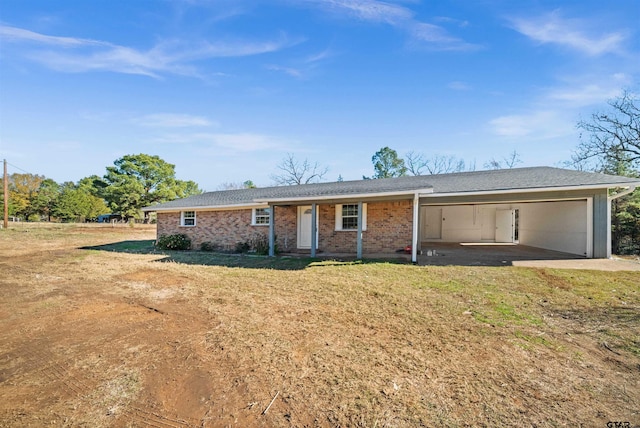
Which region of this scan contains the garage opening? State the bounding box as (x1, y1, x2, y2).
(420, 200, 589, 257)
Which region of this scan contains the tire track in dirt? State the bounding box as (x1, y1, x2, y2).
(0, 300, 170, 425)
(0, 301, 161, 383)
(120, 406, 202, 427)
(32, 350, 97, 399)
(2, 335, 111, 386)
(0, 343, 101, 428)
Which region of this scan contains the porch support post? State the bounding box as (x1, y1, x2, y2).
(586, 197, 593, 258)
(606, 194, 612, 258)
(411, 192, 419, 264)
(310, 203, 317, 258)
(268, 204, 275, 257)
(357, 201, 363, 259)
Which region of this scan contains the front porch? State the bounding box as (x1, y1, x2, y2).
(267, 198, 421, 261)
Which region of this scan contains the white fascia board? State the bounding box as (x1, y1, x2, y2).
(254, 188, 434, 204)
(143, 202, 268, 213)
(424, 183, 636, 199)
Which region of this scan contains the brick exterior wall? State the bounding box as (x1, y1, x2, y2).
(318, 201, 413, 253)
(274, 206, 297, 252)
(156, 207, 298, 252)
(155, 200, 413, 254)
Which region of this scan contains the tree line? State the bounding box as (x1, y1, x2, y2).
(1, 154, 201, 223)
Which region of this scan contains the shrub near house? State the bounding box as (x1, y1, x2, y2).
(157, 234, 191, 250)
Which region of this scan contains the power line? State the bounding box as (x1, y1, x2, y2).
(6, 161, 34, 175)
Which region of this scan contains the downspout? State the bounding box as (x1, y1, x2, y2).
(357, 201, 363, 259)
(311, 203, 317, 258)
(412, 192, 419, 264)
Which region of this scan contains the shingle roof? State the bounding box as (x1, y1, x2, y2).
(418, 166, 640, 193)
(143, 167, 640, 211)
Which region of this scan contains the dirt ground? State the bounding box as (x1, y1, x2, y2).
(0, 224, 639, 427)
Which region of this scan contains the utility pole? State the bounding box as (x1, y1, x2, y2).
(3, 159, 8, 229)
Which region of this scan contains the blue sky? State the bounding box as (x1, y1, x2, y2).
(1, 0, 638, 191)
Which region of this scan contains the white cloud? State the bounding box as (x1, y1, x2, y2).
(488, 73, 631, 146)
(266, 64, 303, 78)
(151, 132, 289, 152)
(546, 83, 624, 107)
(133, 114, 216, 128)
(409, 23, 481, 51)
(181, 36, 299, 59)
(508, 10, 628, 56)
(306, 48, 334, 63)
(0, 25, 296, 78)
(305, 0, 413, 25)
(410, 23, 457, 44)
(490, 115, 533, 138)
(265, 46, 336, 80)
(489, 110, 573, 139)
(433, 16, 469, 28)
(210, 133, 287, 151)
(448, 81, 470, 91)
(299, 0, 479, 51)
(0, 25, 108, 47)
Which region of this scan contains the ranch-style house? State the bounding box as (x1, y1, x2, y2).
(143, 167, 640, 263)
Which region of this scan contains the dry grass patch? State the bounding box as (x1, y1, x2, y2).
(0, 224, 638, 427)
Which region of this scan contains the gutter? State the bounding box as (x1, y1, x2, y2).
(142, 182, 639, 212)
(424, 183, 640, 199)
(608, 185, 637, 201)
(254, 188, 434, 204)
(142, 202, 269, 213)
(144, 188, 435, 212)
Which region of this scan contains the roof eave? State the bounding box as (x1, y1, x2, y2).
(425, 182, 639, 198)
(254, 188, 434, 204)
(142, 202, 268, 213)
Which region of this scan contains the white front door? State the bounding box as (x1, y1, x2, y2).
(495, 209, 515, 243)
(297, 206, 318, 249)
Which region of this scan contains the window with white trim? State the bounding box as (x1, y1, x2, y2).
(335, 203, 367, 231)
(181, 211, 196, 226)
(252, 207, 270, 225)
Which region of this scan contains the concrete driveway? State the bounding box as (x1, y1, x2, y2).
(417, 243, 640, 271)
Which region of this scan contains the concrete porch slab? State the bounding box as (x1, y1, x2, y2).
(417, 242, 640, 270)
(281, 244, 640, 271)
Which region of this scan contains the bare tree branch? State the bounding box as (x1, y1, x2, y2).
(503, 150, 522, 168)
(405, 151, 467, 175)
(217, 180, 256, 190)
(405, 151, 427, 175)
(271, 153, 329, 185)
(572, 90, 640, 170)
(427, 155, 467, 174)
(484, 158, 502, 170)
(484, 150, 522, 170)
